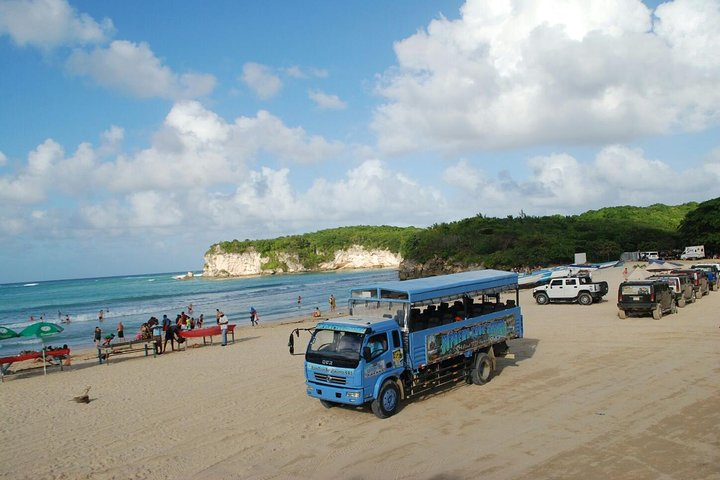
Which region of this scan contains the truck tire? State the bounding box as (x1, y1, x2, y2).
(652, 305, 662, 320)
(319, 400, 336, 409)
(471, 352, 493, 385)
(690, 291, 696, 303)
(671, 302, 678, 314)
(677, 297, 686, 308)
(577, 293, 592, 306)
(371, 380, 400, 419)
(617, 309, 626, 319)
(535, 292, 549, 305)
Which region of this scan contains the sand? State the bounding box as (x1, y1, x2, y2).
(0, 264, 718, 480)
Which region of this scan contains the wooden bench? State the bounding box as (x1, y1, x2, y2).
(177, 325, 236, 350)
(97, 336, 161, 365)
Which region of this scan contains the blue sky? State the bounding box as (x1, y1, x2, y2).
(1, 0, 719, 283)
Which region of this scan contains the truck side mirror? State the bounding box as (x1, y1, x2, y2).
(362, 346, 372, 362)
(288, 333, 295, 355)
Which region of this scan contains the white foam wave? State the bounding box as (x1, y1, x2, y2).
(23, 283, 39, 287)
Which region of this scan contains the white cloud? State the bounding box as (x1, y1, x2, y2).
(0, 0, 113, 49)
(66, 40, 216, 99)
(308, 90, 347, 110)
(284, 65, 329, 79)
(443, 144, 720, 218)
(373, 0, 720, 154)
(0, 150, 7, 166)
(242, 62, 282, 100)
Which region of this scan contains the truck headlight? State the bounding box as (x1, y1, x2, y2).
(346, 392, 361, 398)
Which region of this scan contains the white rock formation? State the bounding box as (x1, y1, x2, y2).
(203, 245, 402, 277)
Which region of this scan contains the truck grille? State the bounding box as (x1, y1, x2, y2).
(314, 373, 347, 385)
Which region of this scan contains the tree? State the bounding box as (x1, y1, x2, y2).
(678, 197, 720, 255)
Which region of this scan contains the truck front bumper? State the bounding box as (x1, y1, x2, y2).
(306, 381, 366, 405)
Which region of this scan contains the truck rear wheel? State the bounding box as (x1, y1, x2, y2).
(471, 352, 493, 385)
(652, 305, 662, 320)
(535, 292, 549, 305)
(677, 297, 686, 308)
(690, 291, 697, 303)
(577, 293, 592, 305)
(371, 380, 399, 419)
(617, 309, 626, 319)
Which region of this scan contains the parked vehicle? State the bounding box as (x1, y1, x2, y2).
(617, 280, 677, 320)
(647, 274, 695, 307)
(640, 251, 660, 261)
(533, 275, 609, 305)
(671, 269, 710, 298)
(691, 264, 720, 291)
(680, 245, 705, 260)
(288, 270, 523, 418)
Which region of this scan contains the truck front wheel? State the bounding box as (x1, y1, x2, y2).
(577, 293, 592, 305)
(319, 400, 336, 409)
(652, 305, 662, 320)
(471, 352, 493, 385)
(618, 309, 626, 319)
(371, 380, 400, 419)
(535, 292, 549, 305)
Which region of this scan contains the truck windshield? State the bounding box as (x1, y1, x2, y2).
(349, 300, 407, 325)
(306, 329, 364, 367)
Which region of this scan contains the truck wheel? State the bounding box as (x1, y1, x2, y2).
(319, 400, 336, 409)
(371, 380, 400, 419)
(577, 293, 592, 306)
(690, 291, 697, 303)
(652, 305, 662, 320)
(471, 352, 493, 385)
(535, 293, 549, 305)
(677, 297, 686, 308)
(671, 302, 678, 314)
(617, 309, 626, 319)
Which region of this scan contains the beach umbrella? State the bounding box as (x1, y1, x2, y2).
(0, 326, 19, 340)
(19, 322, 64, 375)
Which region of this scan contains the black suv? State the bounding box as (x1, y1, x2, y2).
(617, 280, 676, 320)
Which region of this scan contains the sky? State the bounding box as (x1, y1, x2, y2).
(1, 0, 719, 283)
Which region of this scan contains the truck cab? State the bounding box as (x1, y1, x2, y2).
(304, 318, 404, 415)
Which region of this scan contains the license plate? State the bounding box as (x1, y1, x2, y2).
(632, 296, 641, 301)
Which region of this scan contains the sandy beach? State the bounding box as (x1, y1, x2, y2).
(0, 264, 718, 480)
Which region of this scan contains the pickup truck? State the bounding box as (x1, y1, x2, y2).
(533, 276, 609, 305)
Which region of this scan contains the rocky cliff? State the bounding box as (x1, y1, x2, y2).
(203, 245, 402, 277)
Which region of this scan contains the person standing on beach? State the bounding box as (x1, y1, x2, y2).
(188, 303, 193, 315)
(197, 314, 204, 328)
(94, 326, 102, 347)
(250, 307, 259, 326)
(163, 323, 177, 353)
(329, 294, 336, 313)
(219, 312, 229, 346)
(117, 321, 124, 340)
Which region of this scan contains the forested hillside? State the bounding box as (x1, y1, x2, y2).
(402, 202, 700, 270)
(207, 225, 420, 270)
(207, 200, 717, 275)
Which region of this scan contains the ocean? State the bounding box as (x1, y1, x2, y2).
(0, 268, 399, 353)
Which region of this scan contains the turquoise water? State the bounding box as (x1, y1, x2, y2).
(0, 269, 399, 353)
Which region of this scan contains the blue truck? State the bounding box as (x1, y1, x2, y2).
(288, 269, 523, 418)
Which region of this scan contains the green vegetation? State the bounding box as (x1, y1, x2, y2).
(402, 203, 699, 269)
(207, 225, 420, 270)
(207, 201, 711, 272)
(678, 197, 720, 253)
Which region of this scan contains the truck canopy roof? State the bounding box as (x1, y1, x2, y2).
(350, 269, 517, 305)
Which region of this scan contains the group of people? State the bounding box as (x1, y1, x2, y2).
(90, 301, 275, 354)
